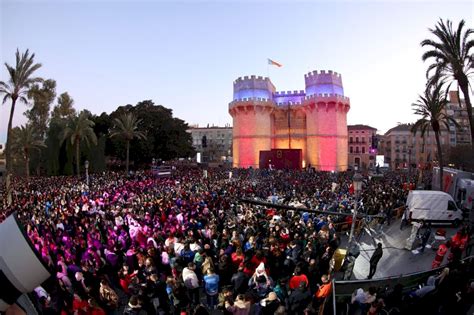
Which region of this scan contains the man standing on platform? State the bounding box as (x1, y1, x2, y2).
(368, 243, 383, 279)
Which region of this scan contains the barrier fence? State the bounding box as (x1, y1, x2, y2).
(324, 255, 474, 315)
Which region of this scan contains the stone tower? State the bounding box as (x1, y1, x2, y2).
(229, 70, 350, 171)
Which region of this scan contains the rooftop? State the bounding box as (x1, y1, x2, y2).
(348, 124, 377, 131)
(385, 123, 413, 135)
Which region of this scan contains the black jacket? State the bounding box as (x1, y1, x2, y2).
(288, 287, 311, 314)
(370, 247, 383, 265)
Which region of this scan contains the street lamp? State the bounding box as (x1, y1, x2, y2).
(348, 172, 363, 247)
(343, 172, 363, 280)
(84, 160, 89, 187)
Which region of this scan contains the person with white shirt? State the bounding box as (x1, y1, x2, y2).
(182, 262, 200, 306)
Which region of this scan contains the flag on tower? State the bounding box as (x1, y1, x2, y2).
(268, 58, 282, 67)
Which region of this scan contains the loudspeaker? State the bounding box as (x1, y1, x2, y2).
(0, 214, 52, 311)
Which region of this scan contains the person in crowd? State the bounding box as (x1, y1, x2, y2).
(98, 279, 119, 314)
(203, 268, 220, 310)
(314, 274, 332, 305)
(289, 266, 309, 291)
(123, 295, 146, 315)
(260, 291, 281, 315)
(288, 281, 312, 315)
(231, 265, 249, 295)
(182, 262, 200, 306)
(225, 294, 251, 315)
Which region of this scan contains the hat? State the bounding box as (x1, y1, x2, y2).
(256, 262, 265, 274)
(267, 292, 278, 301)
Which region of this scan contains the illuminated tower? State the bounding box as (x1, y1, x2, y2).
(229, 70, 350, 171)
(304, 70, 350, 171)
(229, 76, 275, 168)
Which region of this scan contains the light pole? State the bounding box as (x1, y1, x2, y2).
(343, 172, 363, 280)
(84, 160, 89, 187)
(348, 172, 363, 247)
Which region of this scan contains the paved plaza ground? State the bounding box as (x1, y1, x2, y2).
(344, 218, 459, 280)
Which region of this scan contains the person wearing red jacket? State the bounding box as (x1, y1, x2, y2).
(289, 266, 309, 290)
(432, 241, 450, 269)
(231, 247, 245, 270)
(448, 231, 464, 263)
(87, 298, 106, 315)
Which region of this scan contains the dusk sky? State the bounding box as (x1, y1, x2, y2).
(1, 1, 473, 143)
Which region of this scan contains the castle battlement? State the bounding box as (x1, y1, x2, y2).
(234, 75, 270, 83)
(304, 70, 341, 78)
(273, 90, 305, 96)
(304, 93, 350, 101)
(229, 97, 273, 105)
(233, 75, 276, 101)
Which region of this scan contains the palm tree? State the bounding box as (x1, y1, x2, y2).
(0, 49, 42, 174)
(411, 79, 459, 190)
(109, 112, 146, 174)
(11, 124, 46, 179)
(421, 19, 474, 145)
(61, 111, 97, 176)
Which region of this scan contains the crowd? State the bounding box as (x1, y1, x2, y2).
(0, 167, 422, 315)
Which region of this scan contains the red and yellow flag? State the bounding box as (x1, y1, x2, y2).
(268, 58, 282, 67)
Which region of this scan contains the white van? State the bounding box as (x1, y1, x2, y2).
(406, 190, 463, 226)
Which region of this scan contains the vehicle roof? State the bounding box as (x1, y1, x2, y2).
(408, 190, 451, 196)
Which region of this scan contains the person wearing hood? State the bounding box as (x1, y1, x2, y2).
(248, 262, 274, 299)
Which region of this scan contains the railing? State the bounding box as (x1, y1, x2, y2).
(328, 255, 474, 315)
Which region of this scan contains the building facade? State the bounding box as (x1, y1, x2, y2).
(384, 124, 449, 170)
(347, 125, 377, 170)
(187, 126, 233, 164)
(382, 91, 472, 171)
(446, 91, 472, 146)
(229, 70, 350, 171)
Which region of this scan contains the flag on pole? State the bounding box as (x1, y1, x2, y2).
(268, 58, 282, 67)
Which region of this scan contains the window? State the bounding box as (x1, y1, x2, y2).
(448, 201, 457, 211)
(356, 137, 359, 143)
(350, 147, 353, 153)
(355, 147, 359, 153)
(350, 137, 353, 143)
(362, 147, 365, 154)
